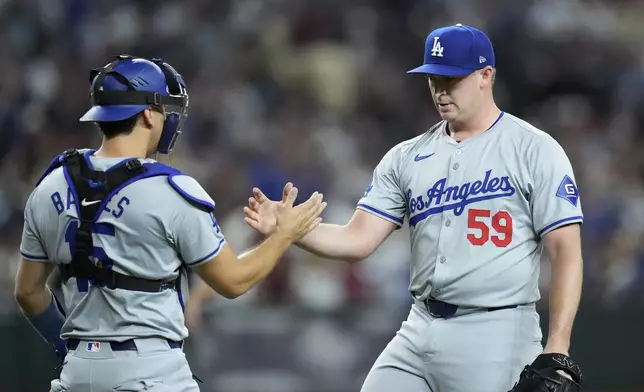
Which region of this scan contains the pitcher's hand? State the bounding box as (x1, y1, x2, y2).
(274, 187, 326, 241)
(243, 182, 293, 235)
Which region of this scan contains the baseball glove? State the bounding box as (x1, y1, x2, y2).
(508, 353, 583, 392)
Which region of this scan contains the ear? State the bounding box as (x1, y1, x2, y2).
(480, 66, 495, 88)
(141, 107, 156, 129)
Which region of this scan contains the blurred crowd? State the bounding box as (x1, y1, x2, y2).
(1, 0, 644, 319)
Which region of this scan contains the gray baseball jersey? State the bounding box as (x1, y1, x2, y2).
(19, 150, 225, 342)
(357, 112, 583, 307)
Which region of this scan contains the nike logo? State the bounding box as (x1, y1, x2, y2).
(414, 153, 435, 162)
(81, 198, 102, 207)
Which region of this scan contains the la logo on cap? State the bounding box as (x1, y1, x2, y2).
(407, 23, 495, 77)
(431, 36, 444, 57)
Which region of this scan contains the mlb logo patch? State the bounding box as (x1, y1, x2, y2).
(86, 342, 101, 352)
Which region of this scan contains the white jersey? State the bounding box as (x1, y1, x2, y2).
(357, 112, 583, 307)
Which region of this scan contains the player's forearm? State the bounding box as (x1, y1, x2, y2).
(227, 233, 293, 297)
(16, 288, 66, 355)
(545, 241, 583, 354)
(295, 223, 369, 262)
(15, 284, 52, 316)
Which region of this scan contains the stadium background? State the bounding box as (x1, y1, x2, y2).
(0, 0, 643, 391)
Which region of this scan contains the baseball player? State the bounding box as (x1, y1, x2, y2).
(13, 54, 326, 392)
(243, 24, 584, 392)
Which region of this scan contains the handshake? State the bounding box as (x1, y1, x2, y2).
(243, 182, 327, 242)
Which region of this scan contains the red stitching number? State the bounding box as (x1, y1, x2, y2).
(466, 208, 490, 246)
(466, 209, 513, 247)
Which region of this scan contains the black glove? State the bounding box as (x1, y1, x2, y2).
(508, 353, 583, 392)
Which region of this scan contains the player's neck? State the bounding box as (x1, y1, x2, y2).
(447, 104, 501, 142)
(95, 136, 149, 159)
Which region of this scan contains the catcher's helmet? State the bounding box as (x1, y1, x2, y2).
(79, 54, 189, 154)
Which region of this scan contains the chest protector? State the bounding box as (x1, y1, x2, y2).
(37, 149, 214, 293)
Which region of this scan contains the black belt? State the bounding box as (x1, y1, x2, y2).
(66, 338, 182, 351)
(424, 298, 518, 318)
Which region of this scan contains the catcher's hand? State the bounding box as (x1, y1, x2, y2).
(508, 353, 583, 392)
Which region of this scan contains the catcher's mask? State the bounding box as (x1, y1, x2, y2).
(79, 54, 189, 155)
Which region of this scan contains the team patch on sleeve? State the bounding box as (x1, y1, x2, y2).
(363, 182, 373, 198)
(556, 175, 579, 207)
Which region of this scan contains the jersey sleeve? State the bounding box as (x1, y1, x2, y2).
(170, 179, 227, 266)
(529, 136, 583, 237)
(19, 190, 49, 262)
(356, 146, 406, 227)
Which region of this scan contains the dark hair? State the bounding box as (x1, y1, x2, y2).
(96, 114, 139, 138)
(96, 106, 164, 138)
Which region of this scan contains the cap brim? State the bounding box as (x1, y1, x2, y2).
(79, 105, 149, 122)
(407, 64, 475, 77)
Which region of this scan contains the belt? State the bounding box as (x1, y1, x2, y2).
(66, 338, 183, 351)
(424, 298, 518, 318)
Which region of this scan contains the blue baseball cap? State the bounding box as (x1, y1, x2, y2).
(407, 24, 495, 77)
